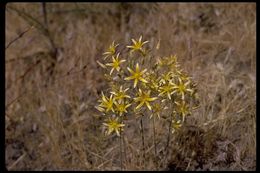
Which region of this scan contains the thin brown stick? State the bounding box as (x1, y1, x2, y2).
(123, 133, 127, 169)
(164, 114, 173, 163)
(7, 152, 27, 170)
(120, 129, 123, 170)
(153, 116, 157, 156)
(5, 90, 27, 109)
(140, 116, 146, 169)
(42, 3, 48, 28)
(152, 115, 158, 170)
(5, 26, 33, 49)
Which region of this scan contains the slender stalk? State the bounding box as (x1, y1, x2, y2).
(153, 116, 157, 156)
(42, 3, 48, 28)
(164, 114, 173, 163)
(140, 116, 146, 169)
(5, 26, 33, 49)
(152, 115, 158, 170)
(41, 3, 57, 57)
(123, 133, 127, 169)
(120, 128, 123, 170)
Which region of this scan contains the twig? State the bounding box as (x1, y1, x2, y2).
(97, 158, 112, 169)
(103, 145, 117, 158)
(42, 3, 48, 28)
(5, 90, 27, 109)
(40, 2, 57, 58)
(85, 147, 109, 162)
(5, 26, 33, 49)
(7, 152, 26, 170)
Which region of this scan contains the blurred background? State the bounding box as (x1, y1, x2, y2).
(5, 3, 256, 170)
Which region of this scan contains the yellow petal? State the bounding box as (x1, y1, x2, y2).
(142, 41, 149, 45)
(140, 69, 147, 75)
(136, 63, 140, 72)
(167, 93, 171, 100)
(125, 76, 134, 81)
(102, 94, 107, 102)
(110, 68, 114, 75)
(181, 93, 185, 100)
(97, 60, 107, 69)
(187, 89, 193, 92)
(119, 124, 125, 127)
(127, 67, 134, 73)
(132, 39, 137, 45)
(103, 52, 110, 55)
(116, 66, 120, 71)
(139, 77, 148, 83)
(136, 102, 144, 110)
(95, 106, 105, 112)
(120, 59, 126, 63)
(116, 129, 120, 136)
(107, 128, 113, 135)
(139, 36, 142, 42)
(145, 102, 152, 110)
(134, 79, 138, 88)
(106, 63, 113, 67)
(110, 91, 116, 95)
(147, 97, 157, 101)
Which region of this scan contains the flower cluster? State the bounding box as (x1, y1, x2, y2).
(96, 36, 199, 136)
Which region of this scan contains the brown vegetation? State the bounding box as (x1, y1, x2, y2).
(5, 3, 256, 170)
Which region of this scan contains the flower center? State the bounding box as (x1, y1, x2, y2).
(111, 122, 118, 128)
(134, 73, 141, 79)
(179, 84, 185, 92)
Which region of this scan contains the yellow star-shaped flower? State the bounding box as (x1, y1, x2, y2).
(127, 36, 148, 55)
(146, 73, 160, 90)
(114, 101, 131, 116)
(103, 117, 125, 136)
(150, 102, 168, 119)
(106, 53, 126, 75)
(172, 119, 182, 133)
(158, 72, 175, 85)
(103, 41, 119, 59)
(134, 89, 157, 110)
(172, 78, 193, 100)
(157, 55, 179, 68)
(96, 92, 115, 113)
(175, 101, 190, 121)
(158, 82, 175, 100)
(110, 86, 131, 102)
(124, 63, 148, 88)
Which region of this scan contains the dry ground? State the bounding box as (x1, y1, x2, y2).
(5, 3, 256, 170)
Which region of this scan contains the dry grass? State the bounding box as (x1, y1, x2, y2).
(5, 3, 256, 171)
